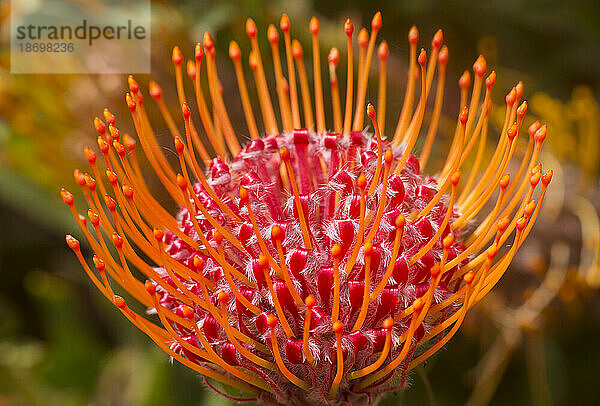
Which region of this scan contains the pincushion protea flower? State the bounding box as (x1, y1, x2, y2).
(61, 12, 551, 406)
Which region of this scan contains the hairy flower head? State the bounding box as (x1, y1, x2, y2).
(62, 12, 551, 406)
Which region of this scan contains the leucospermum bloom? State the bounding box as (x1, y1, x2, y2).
(62, 12, 551, 406)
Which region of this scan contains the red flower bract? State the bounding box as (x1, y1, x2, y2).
(62, 12, 551, 406)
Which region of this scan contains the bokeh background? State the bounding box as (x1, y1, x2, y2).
(1, 0, 600, 405)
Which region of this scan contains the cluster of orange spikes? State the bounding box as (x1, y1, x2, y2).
(61, 11, 551, 406)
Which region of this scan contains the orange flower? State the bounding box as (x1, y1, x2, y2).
(62, 12, 550, 405)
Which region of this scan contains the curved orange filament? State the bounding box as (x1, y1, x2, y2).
(331, 248, 342, 323)
(458, 95, 492, 169)
(357, 29, 367, 94)
(181, 112, 243, 224)
(394, 240, 449, 327)
(267, 25, 293, 133)
(351, 245, 372, 332)
(459, 113, 489, 203)
(274, 238, 304, 306)
(303, 296, 316, 365)
(281, 15, 301, 129)
(215, 240, 261, 314)
(329, 321, 345, 398)
(442, 70, 472, 166)
(311, 17, 326, 134)
(393, 26, 419, 144)
(393, 50, 428, 173)
(328, 48, 343, 133)
(203, 35, 242, 156)
(189, 53, 223, 159)
(431, 252, 493, 323)
(281, 148, 313, 249)
(229, 41, 260, 140)
(342, 19, 354, 135)
(292, 40, 314, 130)
(68, 242, 112, 300)
(377, 41, 388, 135)
(246, 19, 278, 136)
(502, 131, 536, 203)
(423, 32, 442, 97)
(144, 63, 206, 172)
(114, 233, 161, 301)
(367, 105, 384, 195)
(94, 255, 114, 297)
(463, 177, 517, 246)
(170, 65, 212, 162)
(413, 251, 449, 329)
(262, 265, 295, 338)
(371, 216, 404, 300)
(268, 317, 310, 390)
(242, 196, 282, 275)
(207, 288, 271, 355)
(126, 107, 183, 205)
(148, 87, 183, 145)
(248, 50, 277, 137)
(357, 299, 423, 389)
(344, 175, 367, 274)
(153, 297, 211, 358)
(353, 13, 381, 131)
(464, 58, 486, 140)
(216, 300, 276, 370)
(419, 46, 447, 170)
(409, 173, 458, 266)
(394, 184, 547, 328)
(349, 320, 393, 380)
(416, 124, 463, 220)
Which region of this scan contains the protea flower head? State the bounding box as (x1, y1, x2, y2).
(61, 12, 551, 406)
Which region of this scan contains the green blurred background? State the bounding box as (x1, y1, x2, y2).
(1, 0, 599, 405)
